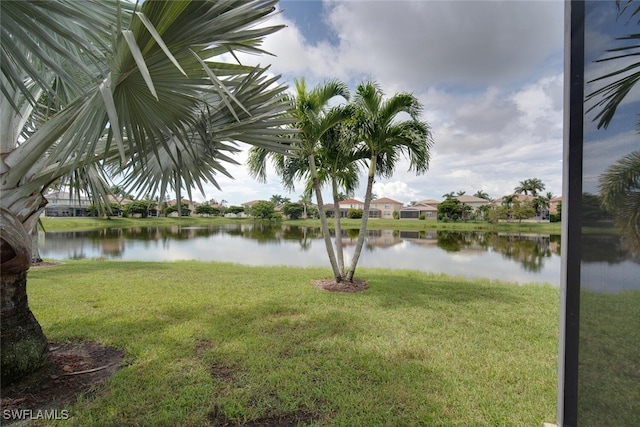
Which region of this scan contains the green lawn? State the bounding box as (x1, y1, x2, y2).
(40, 216, 562, 234)
(27, 260, 559, 426)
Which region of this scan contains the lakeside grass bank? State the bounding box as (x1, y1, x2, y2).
(40, 216, 563, 234)
(27, 260, 559, 426)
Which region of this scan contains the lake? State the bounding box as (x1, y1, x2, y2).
(39, 224, 564, 285)
(38, 223, 640, 289)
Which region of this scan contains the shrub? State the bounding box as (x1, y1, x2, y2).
(419, 214, 425, 220)
(347, 208, 363, 219)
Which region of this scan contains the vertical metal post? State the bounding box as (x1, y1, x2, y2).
(558, 1, 584, 425)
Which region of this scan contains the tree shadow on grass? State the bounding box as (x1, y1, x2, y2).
(356, 270, 526, 308)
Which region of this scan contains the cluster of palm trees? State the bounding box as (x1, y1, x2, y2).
(248, 78, 434, 283)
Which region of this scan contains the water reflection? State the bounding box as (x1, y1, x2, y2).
(40, 224, 565, 284)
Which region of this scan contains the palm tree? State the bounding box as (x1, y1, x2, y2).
(599, 150, 640, 249)
(532, 195, 551, 219)
(514, 178, 545, 196)
(247, 78, 351, 281)
(442, 192, 456, 199)
(1, 0, 293, 383)
(312, 118, 364, 273)
(346, 81, 434, 282)
(586, 1, 640, 130)
(474, 190, 491, 200)
(502, 194, 517, 221)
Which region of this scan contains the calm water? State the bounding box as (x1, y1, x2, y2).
(40, 224, 565, 285)
(37, 223, 640, 289)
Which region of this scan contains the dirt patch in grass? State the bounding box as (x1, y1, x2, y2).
(1, 342, 124, 425)
(311, 278, 368, 293)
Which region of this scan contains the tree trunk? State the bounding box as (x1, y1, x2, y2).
(346, 157, 376, 282)
(308, 154, 343, 282)
(31, 223, 42, 264)
(1, 270, 48, 384)
(332, 178, 345, 274)
(1, 206, 48, 384)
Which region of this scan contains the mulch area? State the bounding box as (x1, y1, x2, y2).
(311, 277, 368, 292)
(1, 342, 124, 425)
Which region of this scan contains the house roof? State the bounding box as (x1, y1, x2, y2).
(400, 203, 437, 211)
(456, 194, 489, 203)
(241, 200, 263, 207)
(338, 198, 364, 205)
(371, 197, 403, 205)
(416, 198, 440, 206)
(107, 195, 134, 204)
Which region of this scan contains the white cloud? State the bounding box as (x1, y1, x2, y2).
(192, 1, 568, 206)
(373, 181, 421, 202)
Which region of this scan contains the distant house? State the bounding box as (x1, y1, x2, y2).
(455, 194, 490, 212)
(549, 196, 562, 215)
(399, 202, 438, 220)
(340, 198, 364, 209)
(369, 197, 404, 219)
(166, 198, 199, 216)
(43, 191, 90, 217)
(324, 198, 363, 218)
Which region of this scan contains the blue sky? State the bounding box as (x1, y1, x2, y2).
(195, 0, 634, 206)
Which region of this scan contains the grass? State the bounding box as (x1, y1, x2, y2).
(27, 260, 559, 426)
(40, 216, 563, 234)
(578, 289, 640, 427)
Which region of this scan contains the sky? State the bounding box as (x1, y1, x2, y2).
(190, 0, 625, 207)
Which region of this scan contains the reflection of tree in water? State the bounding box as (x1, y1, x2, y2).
(436, 231, 489, 252)
(488, 234, 552, 272)
(581, 234, 636, 265)
(279, 225, 321, 252)
(435, 231, 553, 272)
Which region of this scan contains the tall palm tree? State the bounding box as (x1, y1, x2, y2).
(312, 118, 364, 273)
(247, 78, 351, 281)
(1, 0, 293, 383)
(346, 81, 434, 282)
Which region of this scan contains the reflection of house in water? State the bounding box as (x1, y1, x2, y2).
(364, 230, 402, 248)
(396, 230, 439, 248)
(39, 231, 91, 259)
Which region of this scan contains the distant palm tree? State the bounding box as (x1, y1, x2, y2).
(1, 0, 292, 383)
(474, 190, 491, 200)
(502, 194, 517, 210)
(532, 195, 551, 218)
(442, 192, 456, 199)
(514, 178, 545, 196)
(346, 81, 434, 282)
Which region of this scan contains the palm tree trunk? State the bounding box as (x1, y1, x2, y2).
(1, 206, 49, 384)
(308, 154, 343, 282)
(332, 178, 345, 274)
(346, 157, 376, 282)
(31, 223, 42, 264)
